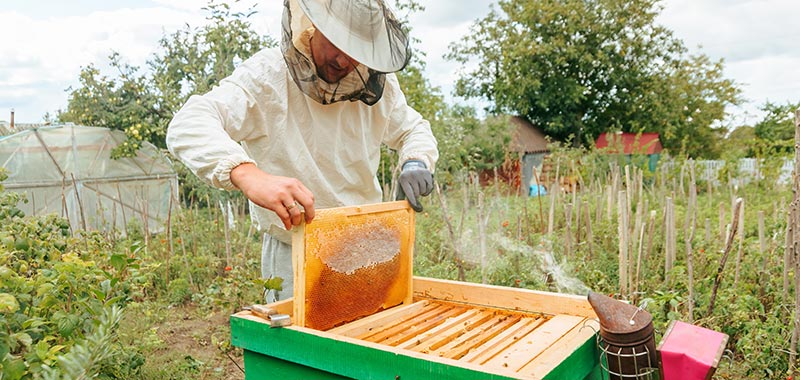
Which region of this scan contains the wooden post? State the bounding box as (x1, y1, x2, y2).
(477, 192, 487, 284)
(733, 199, 746, 288)
(434, 183, 466, 281)
(787, 212, 793, 303)
(547, 182, 559, 237)
(719, 202, 726, 242)
(631, 198, 644, 274)
(684, 162, 697, 323)
(665, 197, 675, 283)
(584, 200, 593, 258)
(165, 184, 173, 286)
(532, 167, 546, 234)
(707, 198, 743, 317)
(575, 197, 582, 243)
(758, 210, 768, 301)
(625, 165, 633, 224)
(645, 210, 656, 266)
(565, 203, 573, 258)
(618, 191, 629, 297)
(790, 107, 800, 376)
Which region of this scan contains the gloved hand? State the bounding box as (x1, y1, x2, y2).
(396, 160, 433, 212)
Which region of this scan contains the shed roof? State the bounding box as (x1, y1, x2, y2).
(595, 132, 663, 155)
(509, 116, 549, 154)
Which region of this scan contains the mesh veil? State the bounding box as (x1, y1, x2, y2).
(281, 0, 410, 105)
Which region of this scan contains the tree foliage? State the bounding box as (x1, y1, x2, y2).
(447, 0, 741, 157)
(752, 101, 800, 154)
(393, 0, 512, 186)
(59, 1, 274, 158)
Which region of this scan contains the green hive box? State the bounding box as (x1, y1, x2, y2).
(231, 277, 603, 380)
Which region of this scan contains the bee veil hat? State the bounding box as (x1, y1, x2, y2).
(281, 0, 410, 105)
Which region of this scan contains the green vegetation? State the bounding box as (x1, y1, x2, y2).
(58, 2, 274, 158)
(447, 0, 742, 157)
(4, 0, 792, 379)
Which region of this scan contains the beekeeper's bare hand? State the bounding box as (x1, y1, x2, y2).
(230, 163, 315, 229)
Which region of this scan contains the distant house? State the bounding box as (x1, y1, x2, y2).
(480, 116, 551, 195)
(509, 116, 550, 193)
(595, 132, 663, 171)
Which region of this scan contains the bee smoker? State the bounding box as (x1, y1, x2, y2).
(588, 292, 659, 379)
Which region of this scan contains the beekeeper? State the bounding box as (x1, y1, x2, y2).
(166, 0, 438, 301)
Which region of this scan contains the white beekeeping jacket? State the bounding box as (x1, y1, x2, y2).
(166, 47, 438, 237)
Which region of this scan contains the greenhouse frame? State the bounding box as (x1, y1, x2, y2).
(0, 124, 178, 235)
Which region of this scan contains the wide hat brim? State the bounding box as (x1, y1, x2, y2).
(297, 0, 409, 73)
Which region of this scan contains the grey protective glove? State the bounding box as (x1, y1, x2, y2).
(396, 160, 433, 212)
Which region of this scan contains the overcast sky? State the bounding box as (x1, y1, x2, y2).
(1, 0, 798, 128)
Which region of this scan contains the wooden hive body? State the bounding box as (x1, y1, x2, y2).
(232, 277, 601, 379)
(231, 201, 601, 379)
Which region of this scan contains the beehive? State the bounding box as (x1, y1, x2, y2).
(291, 201, 414, 330)
(231, 277, 601, 380)
(231, 201, 601, 379)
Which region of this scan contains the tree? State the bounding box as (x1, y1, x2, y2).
(446, 0, 740, 157)
(59, 1, 274, 158)
(753, 101, 800, 154)
(723, 125, 755, 160)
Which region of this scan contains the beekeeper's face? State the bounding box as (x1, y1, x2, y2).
(310, 29, 360, 84)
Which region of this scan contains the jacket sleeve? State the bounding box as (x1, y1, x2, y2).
(166, 53, 276, 190)
(381, 74, 439, 172)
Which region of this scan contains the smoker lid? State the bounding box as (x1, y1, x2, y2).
(588, 291, 654, 344)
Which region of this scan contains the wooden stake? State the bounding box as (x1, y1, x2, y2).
(532, 166, 546, 234)
(565, 203, 573, 258)
(664, 197, 675, 283)
(645, 210, 656, 267)
(70, 174, 87, 231)
(786, 212, 793, 303)
(734, 199, 746, 288)
(757, 210, 768, 302)
(477, 192, 487, 284)
(223, 200, 232, 269)
(790, 107, 800, 375)
(547, 182, 558, 237)
(584, 200, 593, 258)
(719, 202, 726, 242)
(707, 197, 743, 317)
(434, 183, 466, 281)
(163, 184, 174, 286)
(685, 162, 697, 323)
(575, 196, 582, 243)
(618, 191, 629, 296)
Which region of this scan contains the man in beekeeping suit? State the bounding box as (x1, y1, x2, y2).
(167, 0, 438, 301)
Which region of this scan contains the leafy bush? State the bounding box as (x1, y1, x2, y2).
(0, 170, 145, 379)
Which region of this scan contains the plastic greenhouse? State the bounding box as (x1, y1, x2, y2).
(0, 124, 178, 235)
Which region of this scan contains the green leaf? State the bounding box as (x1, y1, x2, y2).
(263, 277, 283, 291)
(56, 314, 80, 337)
(109, 254, 127, 272)
(3, 358, 27, 380)
(35, 339, 50, 360)
(12, 332, 32, 348)
(0, 293, 20, 313)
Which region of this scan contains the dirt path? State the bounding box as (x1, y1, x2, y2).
(150, 304, 245, 380)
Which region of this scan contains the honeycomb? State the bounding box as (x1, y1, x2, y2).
(298, 203, 413, 330)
